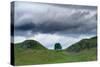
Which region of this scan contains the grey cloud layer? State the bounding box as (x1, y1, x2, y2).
(12, 2, 97, 37)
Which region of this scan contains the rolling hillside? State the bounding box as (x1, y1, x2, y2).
(14, 36, 97, 66)
(14, 40, 47, 50)
(66, 36, 97, 52)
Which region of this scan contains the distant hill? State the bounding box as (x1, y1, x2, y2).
(66, 36, 97, 52)
(14, 40, 47, 50)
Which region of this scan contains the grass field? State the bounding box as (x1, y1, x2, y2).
(15, 47, 97, 66)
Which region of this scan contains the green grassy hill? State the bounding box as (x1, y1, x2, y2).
(15, 40, 47, 50)
(66, 36, 97, 52)
(14, 37, 97, 66)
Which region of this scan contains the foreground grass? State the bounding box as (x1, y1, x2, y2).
(15, 47, 97, 66)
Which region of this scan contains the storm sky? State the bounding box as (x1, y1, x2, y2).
(12, 1, 97, 49)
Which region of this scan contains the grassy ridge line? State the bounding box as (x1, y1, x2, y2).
(15, 40, 47, 50)
(66, 36, 97, 52)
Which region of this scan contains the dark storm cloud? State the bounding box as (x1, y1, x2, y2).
(12, 1, 97, 37)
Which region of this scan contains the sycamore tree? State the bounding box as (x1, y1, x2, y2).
(54, 43, 62, 50)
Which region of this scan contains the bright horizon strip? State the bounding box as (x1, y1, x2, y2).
(14, 33, 96, 49)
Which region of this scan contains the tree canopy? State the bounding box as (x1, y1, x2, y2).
(54, 43, 62, 50)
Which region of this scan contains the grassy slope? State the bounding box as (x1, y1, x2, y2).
(14, 37, 97, 66)
(66, 36, 97, 52)
(15, 48, 97, 65)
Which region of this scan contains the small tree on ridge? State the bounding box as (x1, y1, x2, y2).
(54, 43, 62, 50)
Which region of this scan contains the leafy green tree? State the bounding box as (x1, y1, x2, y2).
(54, 43, 62, 50)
